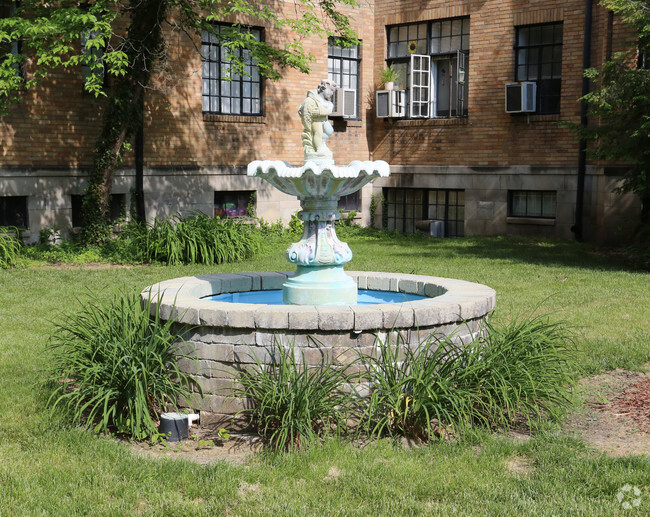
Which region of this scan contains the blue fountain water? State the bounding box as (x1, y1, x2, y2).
(204, 289, 426, 305)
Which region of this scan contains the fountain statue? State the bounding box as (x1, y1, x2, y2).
(248, 80, 390, 305)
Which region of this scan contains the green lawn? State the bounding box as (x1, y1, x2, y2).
(0, 235, 648, 516)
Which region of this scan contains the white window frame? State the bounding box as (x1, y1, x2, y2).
(409, 54, 430, 118)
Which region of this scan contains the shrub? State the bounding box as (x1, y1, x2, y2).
(464, 314, 578, 426)
(234, 343, 355, 451)
(111, 213, 262, 265)
(358, 333, 491, 441)
(359, 314, 577, 442)
(0, 226, 22, 269)
(47, 290, 200, 441)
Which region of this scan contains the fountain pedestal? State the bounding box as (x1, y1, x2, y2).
(284, 197, 355, 305)
(248, 159, 390, 305)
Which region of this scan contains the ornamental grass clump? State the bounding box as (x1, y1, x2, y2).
(0, 226, 22, 269)
(48, 290, 201, 441)
(358, 333, 491, 441)
(359, 313, 577, 442)
(114, 213, 262, 265)
(234, 343, 356, 451)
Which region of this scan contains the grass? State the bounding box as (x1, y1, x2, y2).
(0, 233, 648, 515)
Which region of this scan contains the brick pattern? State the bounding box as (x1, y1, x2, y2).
(370, 0, 631, 168)
(0, 2, 376, 168)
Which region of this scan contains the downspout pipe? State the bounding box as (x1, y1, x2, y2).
(134, 94, 146, 223)
(574, 0, 594, 241)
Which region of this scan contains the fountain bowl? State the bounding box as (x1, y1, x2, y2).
(142, 271, 495, 428)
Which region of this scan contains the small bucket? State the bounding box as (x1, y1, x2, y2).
(159, 412, 189, 441)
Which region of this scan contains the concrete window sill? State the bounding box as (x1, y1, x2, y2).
(506, 217, 555, 226)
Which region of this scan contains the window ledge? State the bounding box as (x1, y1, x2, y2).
(518, 113, 560, 122)
(203, 114, 267, 124)
(390, 117, 468, 128)
(507, 217, 555, 226)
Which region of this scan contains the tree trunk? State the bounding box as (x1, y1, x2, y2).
(81, 0, 169, 243)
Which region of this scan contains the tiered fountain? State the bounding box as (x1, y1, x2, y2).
(143, 80, 496, 427)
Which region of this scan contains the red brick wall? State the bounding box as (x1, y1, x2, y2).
(0, 2, 375, 169)
(370, 0, 632, 168)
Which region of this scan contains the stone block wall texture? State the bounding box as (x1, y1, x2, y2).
(143, 271, 496, 429)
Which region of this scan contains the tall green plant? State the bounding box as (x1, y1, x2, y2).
(0, 226, 22, 269)
(359, 314, 577, 442)
(358, 333, 491, 441)
(113, 213, 262, 265)
(234, 343, 355, 451)
(48, 290, 201, 441)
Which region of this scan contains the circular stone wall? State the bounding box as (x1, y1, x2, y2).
(142, 271, 496, 428)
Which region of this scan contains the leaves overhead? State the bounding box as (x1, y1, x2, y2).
(0, 0, 360, 112)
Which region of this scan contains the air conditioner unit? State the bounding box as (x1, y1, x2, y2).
(376, 89, 406, 118)
(330, 88, 357, 118)
(505, 82, 537, 113)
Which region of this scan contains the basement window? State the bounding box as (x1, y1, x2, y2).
(508, 190, 556, 218)
(0, 196, 28, 228)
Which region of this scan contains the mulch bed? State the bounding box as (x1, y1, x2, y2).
(594, 379, 650, 433)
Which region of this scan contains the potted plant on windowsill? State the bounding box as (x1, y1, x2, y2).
(380, 65, 400, 90)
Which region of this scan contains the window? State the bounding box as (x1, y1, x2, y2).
(328, 38, 360, 118)
(201, 25, 262, 115)
(338, 192, 360, 212)
(81, 29, 105, 86)
(385, 17, 469, 118)
(214, 191, 254, 218)
(384, 188, 464, 236)
(71, 194, 124, 227)
(0, 196, 28, 228)
(508, 190, 556, 218)
(515, 23, 563, 114)
(0, 1, 20, 77)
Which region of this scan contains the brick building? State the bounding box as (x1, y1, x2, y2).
(0, 0, 643, 244)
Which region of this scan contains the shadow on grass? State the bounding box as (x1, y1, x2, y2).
(345, 230, 650, 274)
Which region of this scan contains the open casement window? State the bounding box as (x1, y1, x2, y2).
(409, 54, 430, 118)
(386, 17, 469, 119)
(456, 50, 467, 116)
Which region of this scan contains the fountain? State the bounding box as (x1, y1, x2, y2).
(142, 80, 496, 428)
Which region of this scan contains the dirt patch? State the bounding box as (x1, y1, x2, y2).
(130, 366, 650, 464)
(564, 366, 650, 457)
(131, 427, 264, 465)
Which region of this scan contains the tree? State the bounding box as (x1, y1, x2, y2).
(577, 0, 650, 233)
(0, 0, 358, 243)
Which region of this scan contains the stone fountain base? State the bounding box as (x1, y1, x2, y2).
(142, 271, 496, 429)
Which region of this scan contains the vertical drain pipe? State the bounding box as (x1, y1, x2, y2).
(574, 0, 594, 241)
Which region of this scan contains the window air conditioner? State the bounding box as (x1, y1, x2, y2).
(376, 90, 406, 118)
(505, 82, 537, 113)
(330, 88, 357, 118)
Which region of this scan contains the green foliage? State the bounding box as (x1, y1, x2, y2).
(47, 289, 200, 441)
(234, 343, 355, 451)
(111, 213, 262, 265)
(38, 225, 61, 246)
(369, 193, 384, 228)
(288, 212, 304, 235)
(380, 65, 400, 85)
(359, 314, 577, 442)
(566, 0, 650, 226)
(0, 226, 21, 269)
